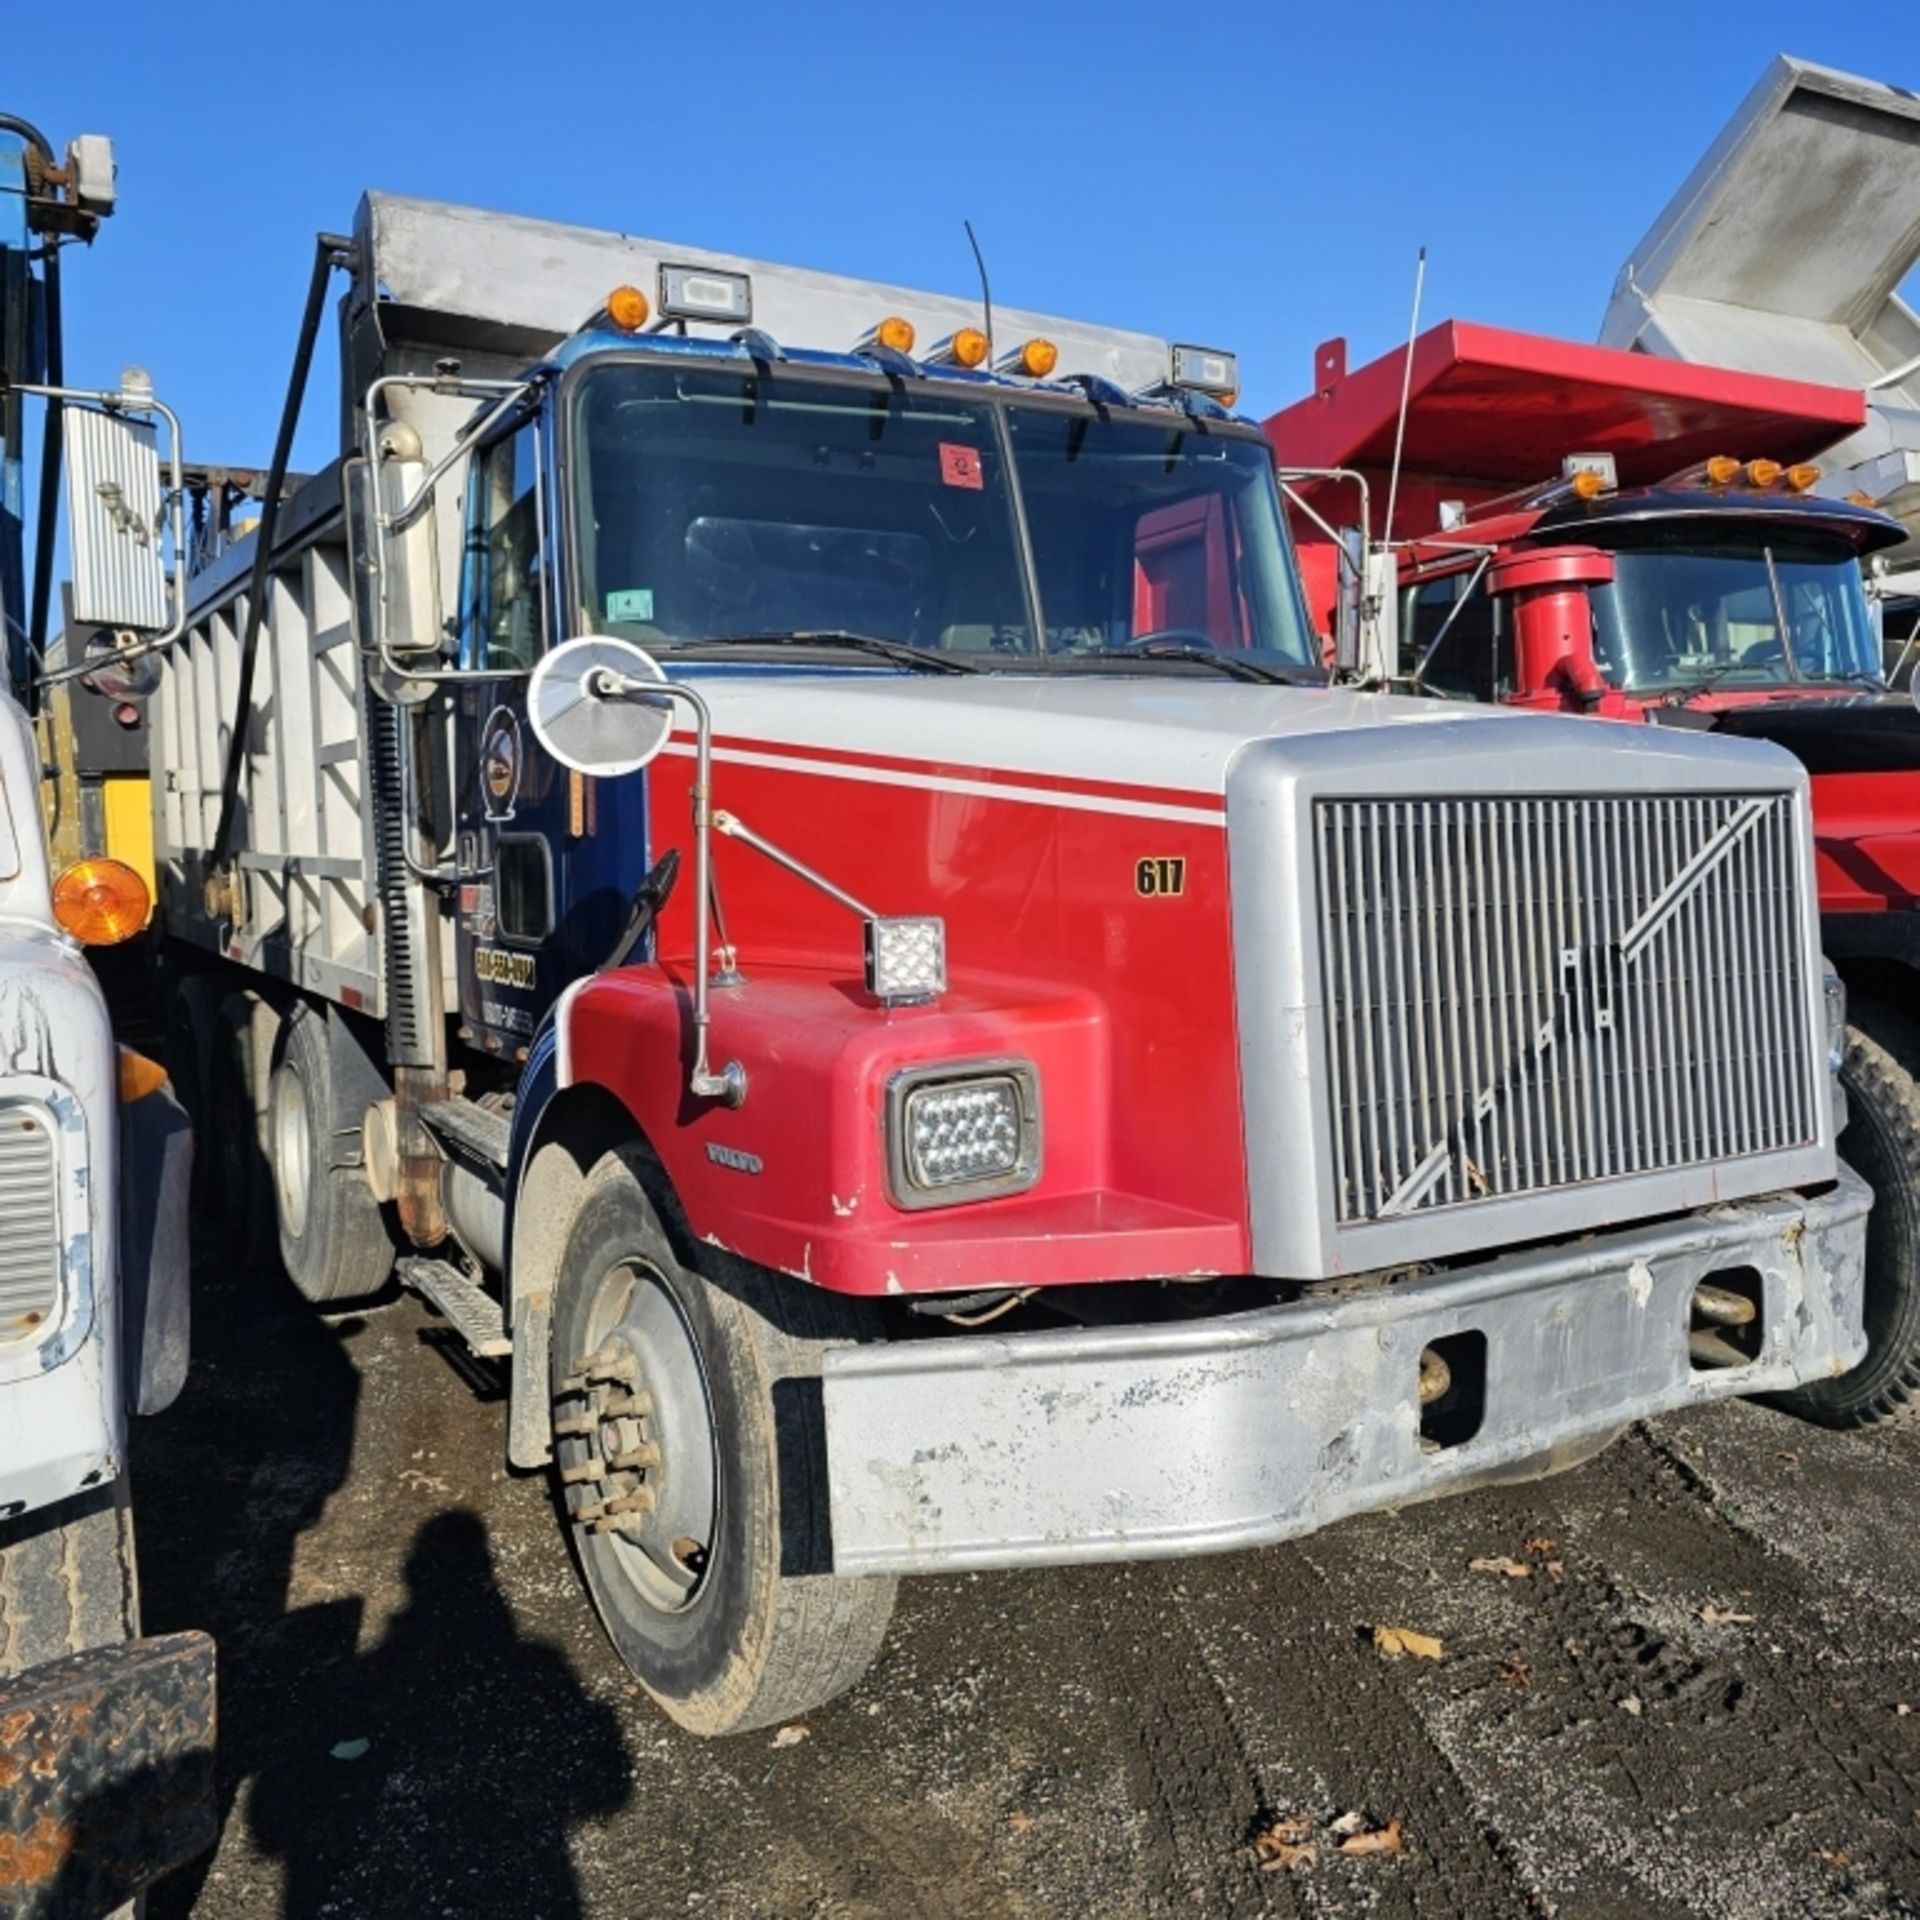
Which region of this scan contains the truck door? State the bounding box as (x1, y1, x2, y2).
(451, 403, 623, 1057)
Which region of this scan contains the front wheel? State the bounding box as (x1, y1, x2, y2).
(549, 1146, 895, 1736)
(1773, 1021, 1920, 1429)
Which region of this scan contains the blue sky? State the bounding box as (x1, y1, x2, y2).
(13, 1, 1916, 475)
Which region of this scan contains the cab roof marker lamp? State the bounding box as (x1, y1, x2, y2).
(1563, 451, 1617, 496)
(855, 315, 917, 356)
(657, 263, 753, 327)
(996, 337, 1059, 379)
(1787, 463, 1822, 492)
(925, 327, 991, 371)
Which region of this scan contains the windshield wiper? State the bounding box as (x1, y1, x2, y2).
(1060, 642, 1325, 687)
(677, 630, 983, 674)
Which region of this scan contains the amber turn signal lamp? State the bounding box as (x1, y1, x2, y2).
(606, 285, 651, 332)
(1745, 458, 1783, 488)
(949, 326, 989, 369)
(1569, 469, 1608, 500)
(51, 857, 150, 946)
(1785, 464, 1821, 492)
(871, 315, 916, 354)
(117, 1046, 170, 1104)
(1704, 455, 1742, 486)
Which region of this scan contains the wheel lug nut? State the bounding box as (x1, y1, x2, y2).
(608, 1443, 661, 1472)
(559, 1460, 606, 1485)
(553, 1414, 595, 1438)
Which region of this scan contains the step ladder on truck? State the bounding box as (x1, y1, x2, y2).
(1270, 318, 1920, 1430)
(0, 114, 211, 1912)
(123, 192, 1872, 1736)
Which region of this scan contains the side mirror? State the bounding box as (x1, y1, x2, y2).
(65, 393, 172, 632)
(1333, 527, 1365, 675)
(527, 636, 674, 776)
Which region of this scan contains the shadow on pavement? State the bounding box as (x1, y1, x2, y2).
(248, 1509, 630, 1918)
(134, 1250, 631, 1916)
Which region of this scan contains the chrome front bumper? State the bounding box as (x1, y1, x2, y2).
(822, 1172, 1870, 1576)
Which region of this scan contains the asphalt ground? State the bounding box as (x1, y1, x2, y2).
(133, 1249, 1920, 1920)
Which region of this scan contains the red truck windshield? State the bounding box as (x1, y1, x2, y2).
(1589, 533, 1882, 694)
(568, 360, 1315, 670)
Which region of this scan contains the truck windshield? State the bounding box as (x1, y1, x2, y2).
(568, 360, 1316, 669)
(1589, 532, 1882, 693)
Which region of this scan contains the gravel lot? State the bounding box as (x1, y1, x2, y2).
(134, 1250, 1920, 1920)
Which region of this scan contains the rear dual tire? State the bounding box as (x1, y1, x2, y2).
(550, 1147, 895, 1736)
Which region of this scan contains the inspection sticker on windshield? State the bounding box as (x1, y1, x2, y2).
(939, 444, 984, 490)
(607, 587, 654, 622)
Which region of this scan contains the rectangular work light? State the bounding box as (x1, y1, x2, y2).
(658, 263, 753, 326)
(865, 915, 947, 1006)
(1169, 344, 1239, 402)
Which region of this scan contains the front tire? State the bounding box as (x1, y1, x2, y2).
(1775, 1019, 1920, 1429)
(550, 1146, 895, 1736)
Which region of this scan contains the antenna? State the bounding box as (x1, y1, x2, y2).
(964, 218, 993, 358)
(1381, 246, 1427, 548)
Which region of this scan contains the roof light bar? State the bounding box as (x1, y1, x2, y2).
(658, 263, 753, 326)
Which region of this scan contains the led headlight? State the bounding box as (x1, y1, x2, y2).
(1823, 964, 1848, 1075)
(887, 1061, 1041, 1208)
(865, 915, 946, 1006)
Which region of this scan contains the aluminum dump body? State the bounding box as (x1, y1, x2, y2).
(1601, 56, 1920, 560)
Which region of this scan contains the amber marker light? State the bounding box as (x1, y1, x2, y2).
(1569, 470, 1608, 500)
(606, 285, 651, 332)
(872, 315, 916, 354)
(1001, 337, 1058, 378)
(1745, 458, 1783, 488)
(1785, 464, 1822, 492)
(51, 857, 151, 946)
(117, 1046, 170, 1103)
(929, 328, 990, 368)
(1704, 455, 1742, 487)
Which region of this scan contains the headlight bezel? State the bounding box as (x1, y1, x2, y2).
(885, 1058, 1042, 1211)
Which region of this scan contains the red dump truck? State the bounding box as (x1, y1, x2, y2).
(1270, 320, 1918, 1429)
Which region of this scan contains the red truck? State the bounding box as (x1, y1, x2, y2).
(1270, 320, 1918, 1430)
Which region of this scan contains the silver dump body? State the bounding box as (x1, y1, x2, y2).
(1602, 55, 1920, 574)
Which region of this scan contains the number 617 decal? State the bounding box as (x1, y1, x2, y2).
(1135, 856, 1187, 898)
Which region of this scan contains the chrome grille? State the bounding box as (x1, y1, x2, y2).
(0, 1104, 60, 1342)
(1315, 793, 1817, 1226)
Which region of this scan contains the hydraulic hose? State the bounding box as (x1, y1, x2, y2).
(210, 230, 351, 873)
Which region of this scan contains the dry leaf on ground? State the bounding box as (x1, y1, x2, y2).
(1499, 1659, 1531, 1689)
(1005, 1811, 1035, 1833)
(1700, 1601, 1756, 1627)
(770, 1724, 810, 1749)
(1338, 1818, 1407, 1859)
(1469, 1555, 1533, 1579)
(1372, 1624, 1444, 1661)
(1251, 1815, 1318, 1872)
(1522, 1535, 1558, 1555)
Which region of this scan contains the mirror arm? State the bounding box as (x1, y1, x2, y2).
(591, 670, 746, 1108)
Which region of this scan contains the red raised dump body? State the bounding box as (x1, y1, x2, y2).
(1269, 321, 1920, 1432)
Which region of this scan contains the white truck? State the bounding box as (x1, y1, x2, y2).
(0, 114, 208, 1915)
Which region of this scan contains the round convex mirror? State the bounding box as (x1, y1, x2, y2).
(527, 636, 674, 777)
